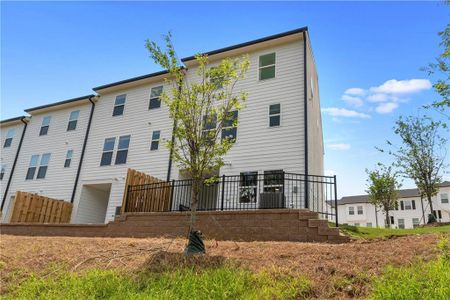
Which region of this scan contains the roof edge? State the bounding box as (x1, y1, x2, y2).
(181, 26, 308, 62)
(0, 116, 27, 125)
(92, 70, 170, 92)
(24, 95, 95, 113)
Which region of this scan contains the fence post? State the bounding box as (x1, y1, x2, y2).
(334, 175, 338, 227)
(169, 179, 175, 212)
(124, 185, 131, 213)
(282, 171, 285, 208)
(220, 174, 225, 211)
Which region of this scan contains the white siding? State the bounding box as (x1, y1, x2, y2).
(2, 103, 92, 221)
(75, 184, 110, 224)
(0, 121, 26, 202)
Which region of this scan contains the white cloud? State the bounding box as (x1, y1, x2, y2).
(375, 102, 399, 114)
(369, 79, 431, 95)
(344, 88, 366, 96)
(367, 93, 388, 102)
(322, 107, 371, 119)
(327, 143, 351, 150)
(341, 94, 363, 107)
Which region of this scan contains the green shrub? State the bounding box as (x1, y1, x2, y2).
(5, 266, 312, 300)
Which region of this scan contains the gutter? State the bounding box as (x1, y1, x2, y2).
(303, 30, 309, 209)
(1, 117, 28, 211)
(70, 95, 96, 203)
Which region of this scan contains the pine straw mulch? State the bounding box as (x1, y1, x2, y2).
(1, 232, 448, 298)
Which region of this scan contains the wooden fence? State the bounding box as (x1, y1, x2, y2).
(9, 191, 73, 223)
(121, 169, 172, 213)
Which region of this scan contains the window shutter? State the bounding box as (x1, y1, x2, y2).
(412, 200, 416, 209)
(400, 201, 404, 210)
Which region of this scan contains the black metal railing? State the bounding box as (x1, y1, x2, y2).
(126, 172, 338, 226)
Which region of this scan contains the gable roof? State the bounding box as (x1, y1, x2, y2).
(336, 181, 450, 205)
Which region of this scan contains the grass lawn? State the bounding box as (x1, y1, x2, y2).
(339, 224, 450, 240)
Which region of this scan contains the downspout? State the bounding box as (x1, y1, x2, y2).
(374, 205, 378, 228)
(1, 117, 28, 211)
(303, 31, 309, 208)
(70, 96, 96, 203)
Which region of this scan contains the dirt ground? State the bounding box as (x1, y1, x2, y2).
(1, 232, 448, 298)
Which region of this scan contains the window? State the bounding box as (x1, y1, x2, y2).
(64, 150, 73, 168)
(100, 138, 116, 166)
(149, 86, 163, 109)
(221, 111, 238, 142)
(412, 218, 420, 228)
(441, 193, 449, 204)
(202, 114, 217, 145)
(398, 218, 405, 229)
(209, 67, 224, 89)
(3, 129, 15, 148)
(239, 172, 258, 203)
(0, 165, 5, 180)
(39, 116, 51, 136)
(115, 135, 130, 164)
(113, 95, 126, 116)
(269, 104, 281, 127)
(263, 170, 283, 193)
(348, 206, 355, 215)
(401, 200, 416, 210)
(26, 155, 39, 180)
(366, 222, 372, 228)
(37, 153, 51, 179)
(150, 131, 161, 151)
(390, 216, 395, 225)
(433, 210, 442, 220)
(259, 53, 276, 80)
(357, 206, 363, 215)
(67, 110, 80, 131)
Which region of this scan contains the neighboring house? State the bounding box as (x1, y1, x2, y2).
(1, 96, 95, 222)
(330, 182, 450, 229)
(0, 116, 28, 208)
(1, 27, 325, 224)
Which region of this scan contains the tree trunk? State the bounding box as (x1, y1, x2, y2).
(190, 178, 201, 231)
(385, 210, 390, 228)
(427, 194, 434, 214)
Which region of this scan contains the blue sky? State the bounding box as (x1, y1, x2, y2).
(1, 1, 449, 197)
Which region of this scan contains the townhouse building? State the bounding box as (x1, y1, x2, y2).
(332, 182, 450, 229)
(1, 27, 325, 224)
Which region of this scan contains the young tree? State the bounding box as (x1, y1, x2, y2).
(145, 33, 249, 253)
(366, 165, 401, 228)
(379, 115, 448, 220)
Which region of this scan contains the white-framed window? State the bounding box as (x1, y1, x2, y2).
(401, 200, 415, 210)
(0, 164, 6, 180)
(100, 137, 116, 166)
(221, 111, 238, 142)
(150, 131, 161, 151)
(239, 171, 258, 203)
(112, 95, 126, 116)
(441, 193, 449, 204)
(39, 116, 51, 136)
(37, 153, 51, 179)
(3, 129, 15, 148)
(67, 110, 80, 131)
(366, 222, 372, 228)
(149, 86, 163, 110)
(348, 206, 354, 215)
(357, 205, 363, 215)
(26, 155, 40, 180)
(115, 135, 131, 165)
(202, 113, 217, 145)
(259, 52, 276, 80)
(433, 210, 443, 220)
(269, 104, 281, 127)
(64, 150, 73, 168)
(398, 218, 405, 229)
(412, 218, 420, 228)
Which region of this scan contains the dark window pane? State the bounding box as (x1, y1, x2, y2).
(103, 138, 115, 151)
(67, 120, 77, 131)
(118, 135, 130, 149)
(152, 131, 160, 140)
(3, 138, 12, 148)
(150, 86, 163, 98)
(36, 166, 48, 179)
(149, 98, 161, 109)
(150, 141, 159, 151)
(203, 114, 217, 130)
(26, 167, 36, 180)
(115, 94, 126, 105)
(0, 172, 4, 180)
(64, 159, 71, 168)
(115, 150, 128, 164)
(259, 66, 275, 80)
(39, 126, 49, 136)
(100, 152, 113, 166)
(269, 116, 280, 127)
(221, 127, 237, 141)
(264, 170, 284, 185)
(223, 111, 238, 127)
(113, 105, 124, 116)
(259, 53, 276, 67)
(269, 104, 280, 115)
